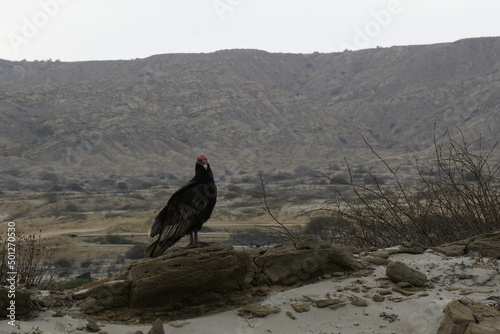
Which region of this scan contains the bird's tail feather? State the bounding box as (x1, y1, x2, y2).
(148, 219, 163, 238)
(144, 237, 180, 258)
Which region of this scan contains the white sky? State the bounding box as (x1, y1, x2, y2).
(1, 0, 499, 61)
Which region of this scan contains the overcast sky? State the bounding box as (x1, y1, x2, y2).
(1, 0, 499, 62)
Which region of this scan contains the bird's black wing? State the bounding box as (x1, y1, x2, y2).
(146, 181, 214, 257)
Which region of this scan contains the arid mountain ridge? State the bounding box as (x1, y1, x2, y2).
(1, 37, 499, 189)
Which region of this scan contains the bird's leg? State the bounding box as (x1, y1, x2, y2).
(188, 231, 201, 247)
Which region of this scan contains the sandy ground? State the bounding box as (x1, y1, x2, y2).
(2, 249, 499, 334)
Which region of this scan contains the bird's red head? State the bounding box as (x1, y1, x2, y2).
(196, 155, 209, 170)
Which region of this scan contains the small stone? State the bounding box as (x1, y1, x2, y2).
(396, 281, 413, 288)
(351, 297, 368, 307)
(328, 302, 347, 310)
(148, 319, 165, 334)
(377, 289, 392, 295)
(387, 296, 407, 302)
(237, 304, 281, 318)
(52, 310, 65, 317)
(291, 302, 311, 313)
(169, 321, 190, 328)
(315, 299, 345, 308)
(377, 281, 390, 288)
(286, 311, 296, 320)
(86, 320, 100, 333)
(392, 286, 416, 296)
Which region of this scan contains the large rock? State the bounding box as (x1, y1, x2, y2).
(467, 231, 500, 259)
(385, 261, 427, 287)
(433, 230, 500, 258)
(254, 235, 365, 285)
(437, 299, 500, 334)
(72, 237, 363, 319)
(115, 243, 254, 309)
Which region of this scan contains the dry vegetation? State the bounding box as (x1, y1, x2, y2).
(317, 129, 500, 248)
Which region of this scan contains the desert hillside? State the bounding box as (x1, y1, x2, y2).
(1, 37, 499, 189)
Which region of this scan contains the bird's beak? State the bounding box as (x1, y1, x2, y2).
(202, 162, 208, 170)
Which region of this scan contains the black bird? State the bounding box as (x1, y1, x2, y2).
(145, 155, 217, 258)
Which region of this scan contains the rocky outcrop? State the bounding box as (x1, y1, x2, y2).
(115, 243, 254, 309)
(255, 235, 365, 286)
(72, 243, 255, 318)
(433, 230, 500, 258)
(437, 299, 500, 334)
(71, 236, 364, 320)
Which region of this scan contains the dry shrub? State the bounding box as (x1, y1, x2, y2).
(326, 128, 500, 248)
(0, 231, 57, 289)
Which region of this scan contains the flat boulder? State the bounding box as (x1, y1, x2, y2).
(433, 230, 500, 258)
(386, 261, 427, 287)
(467, 231, 500, 259)
(254, 235, 365, 286)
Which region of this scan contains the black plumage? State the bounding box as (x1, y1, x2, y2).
(145, 155, 217, 258)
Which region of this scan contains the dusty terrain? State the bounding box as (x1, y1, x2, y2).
(2, 241, 499, 334)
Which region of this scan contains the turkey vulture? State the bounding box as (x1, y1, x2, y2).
(145, 155, 217, 258)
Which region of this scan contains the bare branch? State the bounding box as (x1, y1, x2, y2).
(257, 171, 297, 240)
